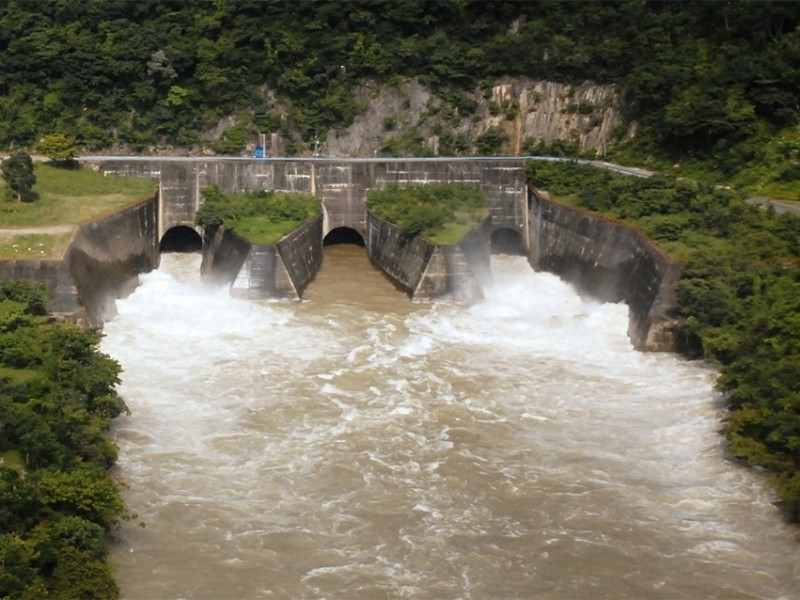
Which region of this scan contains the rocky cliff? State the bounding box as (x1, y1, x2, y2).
(323, 78, 632, 158)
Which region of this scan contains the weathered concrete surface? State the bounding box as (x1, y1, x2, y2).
(65, 197, 159, 324)
(0, 196, 159, 324)
(0, 258, 81, 317)
(90, 159, 529, 246)
(201, 215, 323, 300)
(275, 214, 324, 296)
(366, 212, 489, 304)
(82, 157, 683, 351)
(528, 188, 683, 351)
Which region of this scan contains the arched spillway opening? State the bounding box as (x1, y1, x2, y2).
(491, 228, 526, 255)
(323, 227, 365, 247)
(160, 226, 203, 253)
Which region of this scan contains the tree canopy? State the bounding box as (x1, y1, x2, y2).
(1, 152, 36, 202)
(0, 281, 128, 598)
(0, 0, 797, 169)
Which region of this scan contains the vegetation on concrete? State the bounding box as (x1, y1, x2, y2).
(527, 160, 800, 521)
(0, 164, 155, 258)
(195, 185, 320, 245)
(367, 184, 488, 244)
(0, 280, 128, 599)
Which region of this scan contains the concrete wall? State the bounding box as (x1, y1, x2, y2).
(91, 159, 529, 244)
(0, 259, 81, 318)
(82, 158, 684, 352)
(65, 197, 160, 324)
(528, 188, 683, 351)
(201, 215, 324, 300)
(366, 212, 490, 304)
(0, 195, 159, 324)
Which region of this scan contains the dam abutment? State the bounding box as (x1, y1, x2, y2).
(527, 187, 683, 351)
(0, 194, 159, 325)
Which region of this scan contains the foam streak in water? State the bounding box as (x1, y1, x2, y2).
(104, 252, 800, 600)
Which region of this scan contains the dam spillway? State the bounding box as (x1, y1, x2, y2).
(72, 157, 679, 350)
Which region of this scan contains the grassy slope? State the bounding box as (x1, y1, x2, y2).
(0, 164, 156, 258)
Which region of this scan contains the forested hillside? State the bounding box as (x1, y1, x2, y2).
(1, 0, 798, 180)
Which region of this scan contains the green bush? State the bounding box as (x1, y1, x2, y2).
(0, 284, 127, 598)
(195, 186, 321, 244)
(367, 184, 487, 243)
(475, 126, 508, 155)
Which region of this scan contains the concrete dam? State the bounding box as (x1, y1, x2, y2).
(8, 157, 683, 351)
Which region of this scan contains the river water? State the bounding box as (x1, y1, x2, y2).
(103, 246, 800, 599)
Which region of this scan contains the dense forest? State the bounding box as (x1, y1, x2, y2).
(0, 0, 799, 179)
(527, 161, 800, 521)
(0, 282, 128, 598)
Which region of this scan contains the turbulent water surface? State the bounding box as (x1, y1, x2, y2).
(103, 246, 800, 599)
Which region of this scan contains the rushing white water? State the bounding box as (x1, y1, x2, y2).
(103, 249, 800, 600)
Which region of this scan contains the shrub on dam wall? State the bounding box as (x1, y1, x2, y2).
(366, 184, 488, 244)
(195, 185, 321, 245)
(527, 160, 800, 521)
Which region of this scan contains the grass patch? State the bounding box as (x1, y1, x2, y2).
(0, 163, 155, 258)
(427, 208, 489, 245)
(0, 163, 156, 228)
(195, 187, 321, 245)
(228, 217, 306, 245)
(0, 232, 74, 258)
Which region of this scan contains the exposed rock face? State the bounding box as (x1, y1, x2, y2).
(487, 79, 631, 156)
(324, 78, 632, 158)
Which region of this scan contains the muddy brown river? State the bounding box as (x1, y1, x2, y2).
(103, 245, 800, 599)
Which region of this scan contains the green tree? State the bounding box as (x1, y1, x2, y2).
(34, 134, 78, 163)
(1, 152, 36, 202)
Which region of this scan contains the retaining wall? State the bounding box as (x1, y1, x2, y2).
(201, 215, 324, 300)
(91, 159, 528, 242)
(0, 195, 159, 324)
(365, 212, 490, 304)
(528, 188, 683, 351)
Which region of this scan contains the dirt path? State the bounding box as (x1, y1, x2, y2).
(0, 225, 75, 239)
